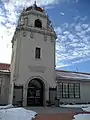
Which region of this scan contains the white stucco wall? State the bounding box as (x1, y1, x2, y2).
(10, 9, 56, 105)
(15, 31, 55, 87)
(80, 82, 90, 103)
(12, 9, 56, 86)
(25, 13, 47, 29)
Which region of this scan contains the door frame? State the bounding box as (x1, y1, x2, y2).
(27, 78, 44, 106)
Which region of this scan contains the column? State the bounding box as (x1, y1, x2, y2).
(8, 82, 14, 104)
(23, 85, 27, 106)
(44, 85, 49, 106)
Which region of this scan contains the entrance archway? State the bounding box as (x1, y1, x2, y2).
(27, 78, 44, 106)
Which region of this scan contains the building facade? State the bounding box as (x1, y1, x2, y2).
(0, 63, 90, 106)
(56, 70, 90, 104)
(0, 2, 90, 106)
(9, 2, 57, 106)
(0, 63, 10, 105)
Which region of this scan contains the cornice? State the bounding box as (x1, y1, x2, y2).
(16, 25, 57, 39)
(56, 76, 90, 82)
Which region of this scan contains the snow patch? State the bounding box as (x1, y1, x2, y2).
(0, 105, 37, 120)
(60, 104, 90, 108)
(73, 114, 90, 120)
(82, 107, 90, 112)
(0, 104, 14, 109)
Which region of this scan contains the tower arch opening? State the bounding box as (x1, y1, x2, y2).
(35, 19, 42, 28)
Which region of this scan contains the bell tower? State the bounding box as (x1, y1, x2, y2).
(9, 2, 57, 106)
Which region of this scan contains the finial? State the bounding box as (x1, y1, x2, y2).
(33, 1, 37, 9)
(34, 1, 36, 5)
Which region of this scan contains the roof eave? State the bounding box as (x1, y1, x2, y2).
(56, 76, 90, 82)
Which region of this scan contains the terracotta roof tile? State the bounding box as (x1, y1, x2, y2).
(0, 63, 10, 71)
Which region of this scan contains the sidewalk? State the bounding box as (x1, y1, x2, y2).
(35, 113, 75, 120)
(25, 107, 83, 114)
(25, 107, 84, 120)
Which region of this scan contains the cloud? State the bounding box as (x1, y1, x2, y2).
(81, 16, 88, 21)
(74, 16, 88, 22)
(0, 24, 12, 63)
(75, 0, 79, 3)
(0, 0, 60, 63)
(71, 57, 90, 64)
(82, 24, 89, 29)
(56, 63, 70, 68)
(75, 23, 82, 31)
(55, 16, 90, 68)
(44, 5, 55, 10)
(0, 0, 89, 66)
(1, 0, 78, 64)
(60, 12, 65, 16)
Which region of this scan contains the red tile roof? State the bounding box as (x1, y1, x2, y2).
(0, 63, 10, 71)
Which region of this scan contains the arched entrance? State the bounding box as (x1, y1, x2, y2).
(27, 78, 44, 106)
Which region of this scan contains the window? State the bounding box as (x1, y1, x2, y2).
(35, 19, 42, 28)
(57, 82, 80, 99)
(57, 83, 62, 99)
(74, 83, 80, 98)
(63, 83, 68, 98)
(69, 84, 74, 98)
(35, 47, 41, 59)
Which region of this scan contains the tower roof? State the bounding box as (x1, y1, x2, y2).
(26, 1, 44, 12)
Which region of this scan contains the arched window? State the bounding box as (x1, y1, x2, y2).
(35, 19, 42, 28)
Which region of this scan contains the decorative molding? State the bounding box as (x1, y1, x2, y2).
(16, 26, 57, 39)
(28, 65, 46, 73)
(51, 36, 55, 43)
(30, 32, 34, 39)
(23, 31, 26, 37)
(23, 17, 28, 25)
(19, 17, 24, 25)
(25, 75, 48, 89)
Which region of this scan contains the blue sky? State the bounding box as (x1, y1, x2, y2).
(0, 0, 90, 73)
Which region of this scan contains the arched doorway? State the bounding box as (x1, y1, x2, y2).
(27, 78, 44, 106)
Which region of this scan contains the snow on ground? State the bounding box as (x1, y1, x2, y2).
(69, 105, 90, 120)
(60, 104, 90, 108)
(82, 107, 90, 112)
(73, 114, 90, 120)
(0, 105, 37, 120)
(0, 104, 14, 109)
